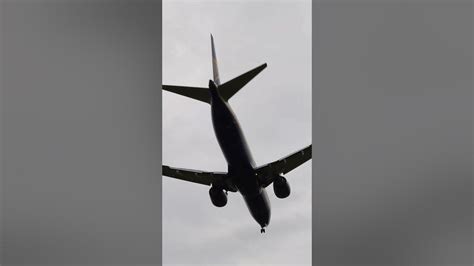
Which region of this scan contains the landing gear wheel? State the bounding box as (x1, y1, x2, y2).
(260, 228, 265, 233)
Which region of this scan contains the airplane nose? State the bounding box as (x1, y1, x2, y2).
(245, 190, 271, 228)
(258, 208, 271, 228)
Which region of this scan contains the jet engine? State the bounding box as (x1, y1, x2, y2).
(273, 175, 291, 199)
(209, 185, 227, 207)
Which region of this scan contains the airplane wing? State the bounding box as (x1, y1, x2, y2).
(255, 145, 312, 187)
(162, 165, 237, 192)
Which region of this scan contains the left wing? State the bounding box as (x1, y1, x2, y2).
(162, 165, 237, 192)
(255, 145, 312, 187)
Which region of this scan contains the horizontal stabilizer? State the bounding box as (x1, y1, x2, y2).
(219, 63, 267, 101)
(162, 85, 210, 104)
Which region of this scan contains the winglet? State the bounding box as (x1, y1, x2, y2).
(211, 34, 221, 86)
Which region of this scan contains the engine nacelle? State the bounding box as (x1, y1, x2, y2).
(273, 175, 291, 199)
(209, 186, 227, 207)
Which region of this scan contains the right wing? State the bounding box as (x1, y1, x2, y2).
(255, 144, 312, 187)
(162, 165, 237, 192)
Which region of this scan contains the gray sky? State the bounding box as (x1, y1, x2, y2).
(2, 1, 470, 265)
(162, 0, 312, 265)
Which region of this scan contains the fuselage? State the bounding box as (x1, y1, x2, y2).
(208, 81, 271, 229)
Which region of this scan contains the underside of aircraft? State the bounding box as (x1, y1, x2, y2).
(162, 35, 312, 233)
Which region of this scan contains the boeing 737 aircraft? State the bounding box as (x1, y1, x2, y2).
(162, 35, 312, 233)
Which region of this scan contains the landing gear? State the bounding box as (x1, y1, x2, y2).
(260, 228, 265, 233)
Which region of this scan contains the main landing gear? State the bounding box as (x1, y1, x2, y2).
(260, 228, 265, 233)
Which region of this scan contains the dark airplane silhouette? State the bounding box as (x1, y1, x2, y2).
(162, 35, 312, 233)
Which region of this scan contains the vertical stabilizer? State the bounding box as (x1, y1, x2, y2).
(211, 34, 221, 86)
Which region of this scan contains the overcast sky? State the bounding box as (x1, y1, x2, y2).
(2, 1, 470, 265)
(162, 0, 312, 265)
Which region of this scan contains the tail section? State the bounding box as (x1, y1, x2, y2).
(211, 34, 221, 86)
(162, 35, 267, 104)
(211, 34, 267, 101)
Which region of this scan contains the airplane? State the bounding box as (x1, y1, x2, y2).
(162, 35, 312, 233)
